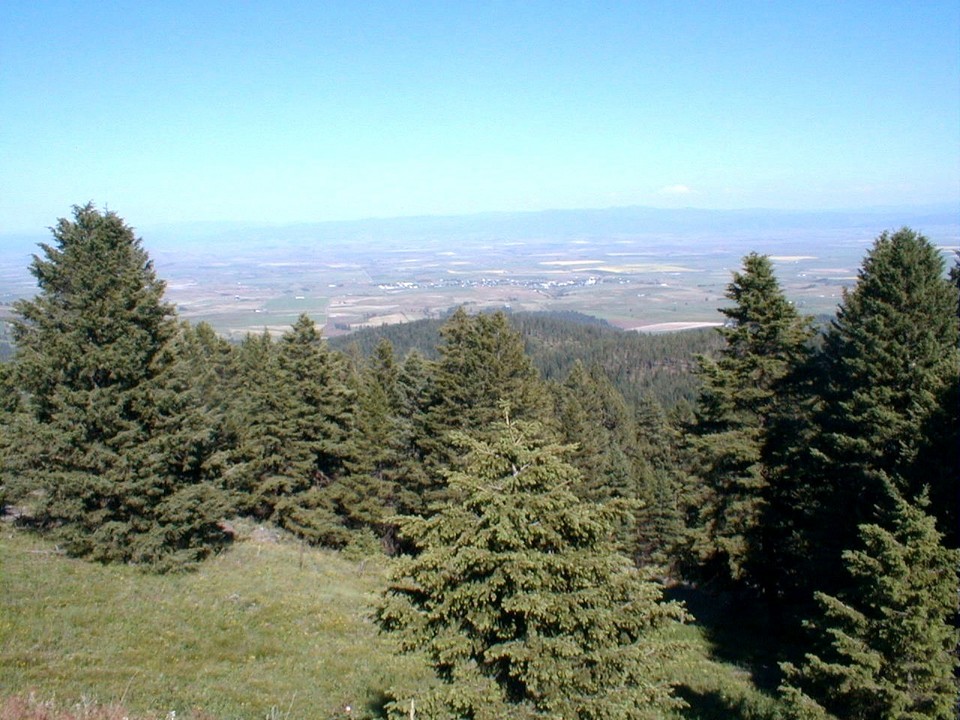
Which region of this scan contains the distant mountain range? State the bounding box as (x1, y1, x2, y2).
(2, 203, 957, 258)
(143, 203, 960, 249)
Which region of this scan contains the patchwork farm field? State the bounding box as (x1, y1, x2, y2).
(137, 234, 881, 339)
(2, 206, 956, 340)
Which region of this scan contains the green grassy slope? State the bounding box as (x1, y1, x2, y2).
(0, 521, 428, 719)
(1, 522, 788, 720)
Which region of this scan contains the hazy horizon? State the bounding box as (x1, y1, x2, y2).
(1, 202, 957, 251)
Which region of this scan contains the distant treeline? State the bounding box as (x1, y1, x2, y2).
(332, 310, 724, 410)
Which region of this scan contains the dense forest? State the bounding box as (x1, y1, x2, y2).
(0, 203, 957, 719)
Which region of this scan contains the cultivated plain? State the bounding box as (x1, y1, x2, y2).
(2, 206, 956, 342)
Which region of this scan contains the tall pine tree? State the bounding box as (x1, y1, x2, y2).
(10, 204, 229, 568)
(632, 394, 687, 571)
(806, 228, 959, 594)
(684, 252, 814, 588)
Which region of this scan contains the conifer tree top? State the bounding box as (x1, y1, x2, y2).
(379, 417, 687, 718)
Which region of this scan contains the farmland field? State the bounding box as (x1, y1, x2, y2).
(1, 206, 956, 340)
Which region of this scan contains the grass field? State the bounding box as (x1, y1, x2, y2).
(0, 521, 789, 720)
(0, 521, 430, 719)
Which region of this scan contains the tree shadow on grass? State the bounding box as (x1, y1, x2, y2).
(674, 685, 783, 720)
(365, 689, 391, 719)
(664, 583, 799, 719)
(666, 584, 784, 693)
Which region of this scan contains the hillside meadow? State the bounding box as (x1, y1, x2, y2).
(1, 520, 787, 720)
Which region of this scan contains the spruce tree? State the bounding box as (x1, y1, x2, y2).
(553, 360, 637, 504)
(390, 349, 438, 520)
(275, 314, 353, 481)
(780, 489, 959, 720)
(554, 361, 670, 559)
(910, 248, 960, 548)
(219, 330, 302, 518)
(140, 322, 232, 488)
(10, 204, 229, 568)
(378, 415, 688, 719)
(430, 309, 551, 432)
(809, 228, 959, 592)
(331, 339, 408, 550)
(0, 360, 19, 512)
(415, 308, 553, 508)
(822, 229, 958, 487)
(685, 252, 814, 587)
(632, 394, 687, 570)
(222, 316, 355, 546)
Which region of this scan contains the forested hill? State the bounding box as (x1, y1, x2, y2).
(330, 310, 724, 409)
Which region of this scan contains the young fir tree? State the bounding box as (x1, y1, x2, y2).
(780, 488, 960, 720)
(10, 204, 229, 568)
(684, 252, 814, 587)
(332, 339, 408, 550)
(390, 349, 438, 519)
(632, 394, 687, 571)
(220, 330, 304, 517)
(377, 415, 688, 720)
(415, 308, 553, 508)
(538, 373, 687, 569)
(275, 314, 354, 480)
(431, 309, 551, 430)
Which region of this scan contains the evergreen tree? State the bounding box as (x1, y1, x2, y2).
(141, 322, 232, 489)
(275, 314, 354, 482)
(415, 308, 553, 508)
(632, 394, 687, 570)
(221, 316, 355, 546)
(430, 308, 551, 431)
(378, 416, 688, 719)
(331, 339, 408, 550)
(553, 360, 637, 504)
(0, 360, 19, 512)
(553, 361, 677, 560)
(911, 248, 960, 548)
(780, 489, 959, 720)
(390, 349, 438, 519)
(684, 252, 814, 587)
(808, 228, 959, 592)
(913, 373, 959, 548)
(751, 344, 827, 613)
(822, 228, 957, 488)
(9, 204, 229, 568)
(219, 330, 299, 517)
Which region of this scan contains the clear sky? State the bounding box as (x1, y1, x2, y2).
(1, 1, 958, 233)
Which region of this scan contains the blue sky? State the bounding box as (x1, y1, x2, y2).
(1, 1, 958, 233)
